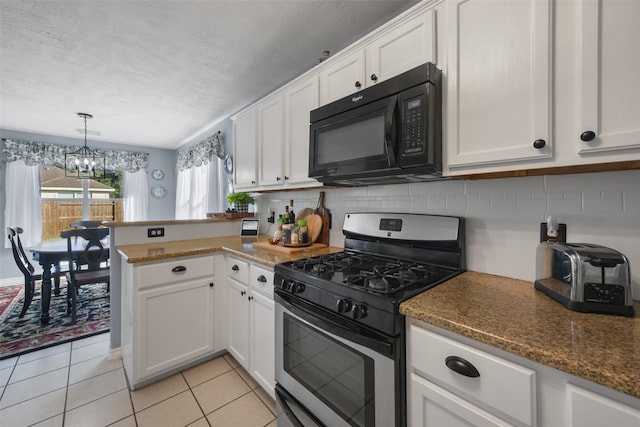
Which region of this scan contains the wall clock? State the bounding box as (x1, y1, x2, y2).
(151, 169, 165, 180)
(150, 185, 167, 199)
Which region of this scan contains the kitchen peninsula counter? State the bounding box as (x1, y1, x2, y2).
(401, 271, 640, 400)
(117, 234, 343, 267)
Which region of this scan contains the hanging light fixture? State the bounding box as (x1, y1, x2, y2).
(64, 112, 106, 179)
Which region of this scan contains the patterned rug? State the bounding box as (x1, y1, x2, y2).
(0, 281, 110, 360)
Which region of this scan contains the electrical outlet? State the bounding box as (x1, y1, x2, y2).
(539, 222, 567, 243)
(147, 227, 165, 238)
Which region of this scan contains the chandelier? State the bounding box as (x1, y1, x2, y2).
(64, 113, 106, 179)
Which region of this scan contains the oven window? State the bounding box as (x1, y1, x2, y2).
(316, 114, 385, 165)
(283, 313, 375, 427)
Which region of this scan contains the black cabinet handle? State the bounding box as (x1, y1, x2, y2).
(370, 73, 378, 82)
(580, 131, 596, 142)
(533, 139, 546, 149)
(232, 265, 239, 271)
(276, 176, 281, 181)
(284, 176, 289, 181)
(251, 180, 256, 184)
(171, 266, 186, 273)
(355, 81, 361, 89)
(209, 282, 214, 288)
(248, 295, 254, 301)
(240, 290, 246, 296)
(445, 356, 480, 378)
(257, 275, 267, 283)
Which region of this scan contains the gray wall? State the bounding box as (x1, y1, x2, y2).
(0, 129, 177, 281)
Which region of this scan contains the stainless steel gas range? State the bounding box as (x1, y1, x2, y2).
(274, 212, 466, 426)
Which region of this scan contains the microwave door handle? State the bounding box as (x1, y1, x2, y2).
(384, 95, 398, 167)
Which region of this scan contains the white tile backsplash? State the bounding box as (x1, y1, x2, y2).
(255, 169, 640, 299)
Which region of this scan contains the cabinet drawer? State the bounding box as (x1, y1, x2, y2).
(410, 325, 536, 426)
(137, 255, 214, 290)
(227, 257, 249, 284)
(250, 264, 274, 298)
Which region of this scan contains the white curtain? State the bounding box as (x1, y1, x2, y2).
(175, 163, 211, 219)
(123, 170, 149, 221)
(4, 160, 42, 248)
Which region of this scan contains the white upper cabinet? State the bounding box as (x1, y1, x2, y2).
(319, 50, 366, 105)
(284, 76, 320, 187)
(367, 9, 436, 83)
(446, 0, 552, 171)
(257, 95, 285, 188)
(233, 108, 258, 190)
(577, 0, 640, 154)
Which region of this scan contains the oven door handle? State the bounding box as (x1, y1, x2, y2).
(275, 291, 396, 357)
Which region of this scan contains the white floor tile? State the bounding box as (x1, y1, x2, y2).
(71, 332, 110, 349)
(136, 390, 203, 427)
(70, 339, 110, 365)
(16, 342, 71, 364)
(9, 350, 70, 383)
(130, 372, 189, 412)
(0, 388, 66, 427)
(0, 356, 18, 370)
(68, 354, 122, 385)
(1, 365, 13, 387)
(0, 366, 68, 408)
(32, 413, 64, 427)
(64, 389, 133, 427)
(108, 415, 137, 427)
(66, 368, 128, 410)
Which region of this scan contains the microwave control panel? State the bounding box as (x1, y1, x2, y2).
(400, 94, 426, 156)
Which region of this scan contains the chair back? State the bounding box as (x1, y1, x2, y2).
(60, 227, 110, 274)
(70, 220, 105, 229)
(7, 227, 35, 276)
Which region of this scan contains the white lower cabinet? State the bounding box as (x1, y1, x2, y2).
(567, 384, 640, 427)
(227, 257, 275, 399)
(121, 254, 224, 389)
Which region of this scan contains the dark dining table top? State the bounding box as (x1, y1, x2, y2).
(30, 237, 110, 259)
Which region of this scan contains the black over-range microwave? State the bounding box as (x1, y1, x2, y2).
(309, 62, 443, 186)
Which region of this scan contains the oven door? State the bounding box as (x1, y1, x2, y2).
(275, 292, 398, 427)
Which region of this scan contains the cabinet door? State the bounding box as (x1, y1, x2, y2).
(284, 76, 320, 187)
(258, 96, 285, 187)
(233, 108, 258, 190)
(319, 50, 366, 105)
(250, 291, 275, 399)
(228, 278, 250, 368)
(138, 278, 214, 380)
(577, 0, 640, 153)
(410, 374, 510, 427)
(567, 384, 640, 427)
(447, 0, 552, 169)
(367, 9, 435, 84)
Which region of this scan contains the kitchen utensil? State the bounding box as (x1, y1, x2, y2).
(315, 191, 330, 245)
(534, 241, 634, 317)
(305, 214, 323, 243)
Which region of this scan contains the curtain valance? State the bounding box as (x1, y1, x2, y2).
(1, 138, 149, 173)
(176, 131, 225, 171)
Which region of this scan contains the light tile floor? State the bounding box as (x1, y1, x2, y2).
(0, 333, 277, 426)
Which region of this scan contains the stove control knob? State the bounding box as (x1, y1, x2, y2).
(291, 283, 305, 294)
(351, 304, 368, 320)
(336, 298, 352, 313)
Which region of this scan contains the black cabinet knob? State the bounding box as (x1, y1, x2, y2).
(445, 356, 480, 378)
(276, 176, 281, 181)
(533, 139, 546, 149)
(355, 81, 362, 89)
(284, 176, 289, 181)
(370, 74, 378, 82)
(240, 290, 246, 296)
(251, 180, 256, 184)
(248, 295, 253, 301)
(580, 131, 596, 141)
(209, 282, 214, 288)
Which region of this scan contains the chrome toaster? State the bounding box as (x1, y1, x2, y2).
(534, 242, 635, 317)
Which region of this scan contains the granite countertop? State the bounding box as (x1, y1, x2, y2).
(116, 234, 343, 268)
(400, 271, 640, 400)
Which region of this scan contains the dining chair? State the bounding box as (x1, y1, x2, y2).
(7, 227, 40, 317)
(60, 227, 110, 323)
(70, 220, 105, 229)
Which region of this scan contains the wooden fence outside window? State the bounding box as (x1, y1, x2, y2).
(41, 200, 123, 240)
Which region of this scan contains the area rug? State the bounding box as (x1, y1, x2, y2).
(0, 281, 109, 360)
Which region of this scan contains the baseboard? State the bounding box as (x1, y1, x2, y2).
(108, 347, 123, 361)
(0, 277, 21, 287)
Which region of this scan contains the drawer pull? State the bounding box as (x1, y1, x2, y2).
(171, 266, 187, 273)
(232, 265, 240, 271)
(257, 275, 267, 283)
(445, 356, 480, 378)
(240, 290, 246, 296)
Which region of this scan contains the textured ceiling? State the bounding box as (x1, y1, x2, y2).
(0, 0, 415, 149)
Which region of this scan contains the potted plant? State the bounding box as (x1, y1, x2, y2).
(225, 192, 255, 213)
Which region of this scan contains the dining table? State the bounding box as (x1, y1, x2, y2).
(29, 237, 110, 324)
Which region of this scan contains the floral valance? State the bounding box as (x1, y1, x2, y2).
(176, 131, 225, 171)
(1, 138, 149, 173)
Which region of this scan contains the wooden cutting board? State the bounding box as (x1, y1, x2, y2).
(315, 191, 331, 245)
(252, 241, 327, 253)
(305, 214, 323, 243)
